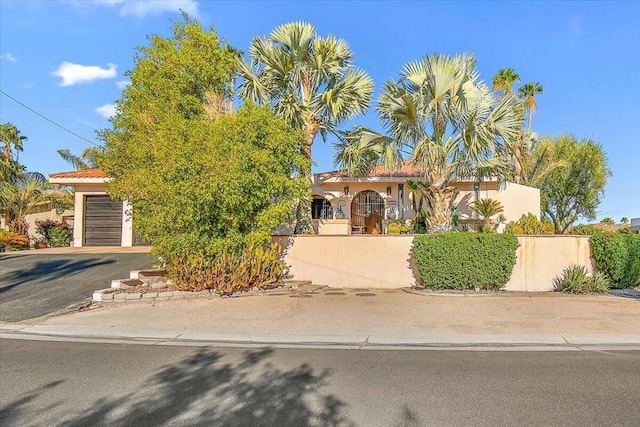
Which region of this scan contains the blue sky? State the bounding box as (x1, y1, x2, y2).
(1, 0, 639, 221)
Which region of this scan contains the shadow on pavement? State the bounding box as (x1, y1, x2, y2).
(0, 380, 65, 425)
(0, 257, 115, 293)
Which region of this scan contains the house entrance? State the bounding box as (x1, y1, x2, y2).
(351, 190, 385, 234)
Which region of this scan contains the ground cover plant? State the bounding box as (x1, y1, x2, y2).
(410, 233, 518, 290)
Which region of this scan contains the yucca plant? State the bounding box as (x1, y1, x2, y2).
(554, 265, 610, 294)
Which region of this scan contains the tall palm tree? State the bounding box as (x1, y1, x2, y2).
(0, 172, 72, 236)
(518, 82, 543, 130)
(238, 22, 374, 233)
(57, 146, 104, 170)
(238, 22, 374, 168)
(492, 68, 520, 97)
(1, 123, 28, 183)
(335, 53, 523, 233)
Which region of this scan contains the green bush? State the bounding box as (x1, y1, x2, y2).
(569, 224, 605, 236)
(590, 233, 640, 288)
(410, 233, 519, 290)
(35, 219, 72, 247)
(553, 265, 610, 293)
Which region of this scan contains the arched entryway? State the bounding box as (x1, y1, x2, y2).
(351, 190, 385, 234)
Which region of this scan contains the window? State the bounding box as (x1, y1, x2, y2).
(312, 196, 334, 220)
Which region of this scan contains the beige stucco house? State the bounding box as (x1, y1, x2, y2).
(308, 163, 540, 235)
(49, 164, 540, 246)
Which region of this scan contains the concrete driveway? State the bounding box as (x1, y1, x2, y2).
(0, 250, 154, 322)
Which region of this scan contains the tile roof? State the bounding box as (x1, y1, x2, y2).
(49, 169, 108, 179)
(317, 162, 425, 180)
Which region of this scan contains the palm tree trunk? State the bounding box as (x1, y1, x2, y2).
(423, 185, 459, 233)
(527, 108, 533, 131)
(293, 121, 318, 234)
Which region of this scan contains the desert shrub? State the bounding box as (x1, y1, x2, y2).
(410, 233, 519, 290)
(35, 219, 72, 247)
(553, 265, 610, 293)
(590, 233, 640, 288)
(505, 213, 554, 234)
(0, 230, 29, 251)
(166, 243, 287, 294)
(569, 224, 605, 236)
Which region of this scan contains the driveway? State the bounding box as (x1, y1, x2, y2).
(0, 251, 154, 322)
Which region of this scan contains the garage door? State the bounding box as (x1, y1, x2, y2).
(84, 195, 123, 246)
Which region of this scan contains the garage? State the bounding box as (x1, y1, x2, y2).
(83, 195, 123, 246)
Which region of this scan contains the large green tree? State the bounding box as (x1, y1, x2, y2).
(539, 134, 610, 233)
(99, 17, 308, 261)
(335, 53, 523, 232)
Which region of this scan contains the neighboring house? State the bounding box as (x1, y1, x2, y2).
(49, 169, 136, 247)
(309, 163, 540, 234)
(630, 218, 640, 234)
(50, 165, 541, 246)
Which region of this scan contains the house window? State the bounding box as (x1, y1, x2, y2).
(312, 196, 333, 220)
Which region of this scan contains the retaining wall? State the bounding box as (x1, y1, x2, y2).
(273, 235, 594, 292)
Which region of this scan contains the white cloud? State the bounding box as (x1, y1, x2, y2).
(52, 62, 117, 86)
(1, 52, 17, 62)
(95, 103, 117, 119)
(116, 80, 130, 89)
(93, 0, 199, 18)
(22, 82, 34, 89)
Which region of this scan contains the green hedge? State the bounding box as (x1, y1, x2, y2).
(411, 233, 519, 290)
(589, 233, 640, 289)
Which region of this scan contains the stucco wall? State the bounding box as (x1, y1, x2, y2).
(275, 235, 593, 291)
(274, 235, 416, 289)
(24, 209, 75, 241)
(505, 235, 593, 292)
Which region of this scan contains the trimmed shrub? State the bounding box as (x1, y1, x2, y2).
(553, 265, 609, 294)
(569, 224, 605, 236)
(590, 233, 640, 288)
(35, 219, 72, 247)
(410, 233, 519, 290)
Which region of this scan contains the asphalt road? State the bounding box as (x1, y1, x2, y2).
(1, 340, 639, 426)
(0, 253, 153, 322)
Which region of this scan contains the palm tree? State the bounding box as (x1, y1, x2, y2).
(238, 22, 374, 233)
(0, 173, 73, 236)
(238, 21, 374, 170)
(1, 123, 28, 183)
(470, 198, 504, 231)
(518, 82, 543, 130)
(57, 146, 104, 170)
(492, 68, 520, 97)
(621, 217, 629, 224)
(502, 131, 567, 187)
(335, 53, 523, 233)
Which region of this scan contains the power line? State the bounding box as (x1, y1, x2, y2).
(0, 89, 101, 147)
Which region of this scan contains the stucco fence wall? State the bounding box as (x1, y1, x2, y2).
(273, 235, 593, 292)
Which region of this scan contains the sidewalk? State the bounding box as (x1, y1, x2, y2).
(2, 288, 639, 350)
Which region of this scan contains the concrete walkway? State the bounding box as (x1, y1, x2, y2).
(2, 288, 639, 350)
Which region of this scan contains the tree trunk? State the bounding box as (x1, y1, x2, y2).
(423, 185, 459, 233)
(293, 121, 318, 235)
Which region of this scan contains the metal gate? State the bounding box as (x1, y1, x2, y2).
(351, 190, 385, 234)
(83, 195, 122, 246)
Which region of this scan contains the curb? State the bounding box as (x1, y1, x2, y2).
(2, 325, 640, 351)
